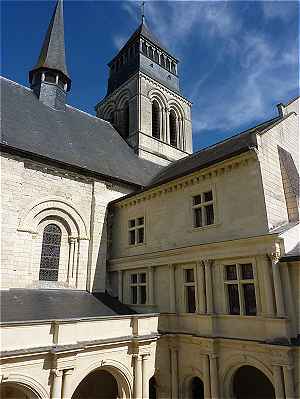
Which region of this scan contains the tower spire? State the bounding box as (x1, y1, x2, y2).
(29, 0, 71, 110)
(141, 1, 145, 24)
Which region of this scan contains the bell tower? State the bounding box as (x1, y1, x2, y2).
(96, 17, 193, 166)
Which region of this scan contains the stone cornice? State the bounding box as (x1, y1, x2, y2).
(109, 235, 282, 270)
(114, 152, 257, 210)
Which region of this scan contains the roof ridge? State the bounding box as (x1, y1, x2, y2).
(1, 76, 32, 92)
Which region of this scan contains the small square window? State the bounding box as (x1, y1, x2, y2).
(128, 217, 145, 245)
(192, 191, 215, 228)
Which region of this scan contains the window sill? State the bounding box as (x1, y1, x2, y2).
(127, 242, 146, 249)
(190, 222, 220, 232)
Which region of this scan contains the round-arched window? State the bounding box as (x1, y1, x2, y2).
(152, 100, 160, 139)
(169, 109, 177, 147)
(39, 224, 62, 281)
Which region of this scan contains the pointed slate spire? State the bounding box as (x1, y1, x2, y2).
(29, 0, 71, 90)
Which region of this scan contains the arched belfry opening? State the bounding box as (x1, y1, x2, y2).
(72, 370, 119, 399)
(152, 100, 161, 139)
(233, 366, 275, 399)
(169, 109, 178, 147)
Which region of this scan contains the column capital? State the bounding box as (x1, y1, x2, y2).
(202, 259, 213, 267)
(68, 237, 77, 244)
(52, 369, 63, 377)
(64, 368, 74, 376)
(268, 244, 282, 264)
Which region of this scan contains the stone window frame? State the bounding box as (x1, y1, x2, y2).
(39, 223, 62, 281)
(182, 266, 197, 313)
(128, 216, 145, 246)
(129, 271, 147, 305)
(223, 261, 259, 316)
(192, 189, 216, 229)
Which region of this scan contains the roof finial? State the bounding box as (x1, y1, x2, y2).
(141, 1, 145, 23)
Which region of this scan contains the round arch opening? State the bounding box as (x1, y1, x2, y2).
(233, 365, 275, 399)
(0, 382, 40, 399)
(72, 369, 126, 399)
(190, 377, 204, 399)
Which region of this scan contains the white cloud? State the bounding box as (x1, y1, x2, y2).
(113, 34, 127, 50)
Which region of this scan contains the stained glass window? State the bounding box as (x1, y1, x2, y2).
(39, 224, 61, 281)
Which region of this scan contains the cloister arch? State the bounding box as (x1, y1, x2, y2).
(233, 366, 275, 399)
(70, 361, 132, 399)
(182, 371, 205, 399)
(221, 355, 274, 399)
(0, 374, 48, 399)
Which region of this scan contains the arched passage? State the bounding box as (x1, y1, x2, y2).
(72, 370, 119, 399)
(233, 366, 275, 399)
(190, 377, 204, 399)
(149, 376, 157, 399)
(0, 383, 40, 399)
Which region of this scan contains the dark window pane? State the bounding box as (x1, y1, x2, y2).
(131, 286, 138, 304)
(39, 224, 61, 281)
(154, 50, 159, 63)
(131, 274, 137, 284)
(137, 228, 144, 244)
(186, 286, 196, 313)
(185, 269, 194, 283)
(137, 217, 144, 226)
(169, 110, 177, 147)
(194, 208, 202, 227)
(204, 190, 213, 202)
(129, 230, 135, 245)
(241, 264, 254, 280)
(142, 42, 147, 55)
(228, 284, 240, 314)
(205, 204, 214, 225)
(152, 100, 160, 139)
(129, 219, 135, 228)
(193, 195, 202, 205)
(140, 286, 147, 304)
(243, 284, 257, 316)
(226, 265, 237, 280)
(139, 273, 146, 283)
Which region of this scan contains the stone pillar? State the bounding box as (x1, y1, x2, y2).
(62, 369, 74, 399)
(203, 260, 214, 314)
(269, 251, 285, 317)
(142, 355, 150, 399)
(169, 265, 176, 313)
(134, 355, 143, 399)
(261, 256, 275, 317)
(196, 262, 206, 314)
(203, 354, 211, 399)
(273, 365, 285, 399)
(283, 366, 295, 399)
(118, 270, 123, 302)
(148, 267, 154, 305)
(209, 355, 219, 399)
(170, 348, 179, 399)
(51, 369, 63, 399)
(166, 108, 170, 144)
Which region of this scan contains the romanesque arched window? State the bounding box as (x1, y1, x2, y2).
(169, 109, 177, 147)
(123, 102, 130, 139)
(152, 100, 160, 139)
(39, 224, 62, 281)
(154, 50, 159, 63)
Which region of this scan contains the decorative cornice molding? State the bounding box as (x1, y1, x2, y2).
(116, 152, 257, 209)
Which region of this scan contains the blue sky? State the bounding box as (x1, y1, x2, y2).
(2, 0, 299, 151)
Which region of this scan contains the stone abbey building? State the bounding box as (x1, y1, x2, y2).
(1, 1, 299, 399)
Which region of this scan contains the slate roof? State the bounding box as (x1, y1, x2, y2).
(280, 243, 300, 262)
(0, 77, 161, 187)
(29, 0, 70, 81)
(0, 289, 135, 323)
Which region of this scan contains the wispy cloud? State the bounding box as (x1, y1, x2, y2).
(113, 34, 127, 50)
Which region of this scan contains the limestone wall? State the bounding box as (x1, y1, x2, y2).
(1, 153, 130, 291)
